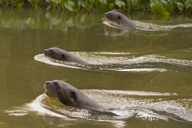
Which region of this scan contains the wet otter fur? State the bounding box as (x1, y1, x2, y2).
(44, 47, 89, 65)
(44, 80, 117, 116)
(103, 10, 136, 30)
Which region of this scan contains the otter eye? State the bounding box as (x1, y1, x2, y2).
(61, 54, 65, 59)
(53, 82, 61, 90)
(53, 81, 57, 85)
(47, 49, 54, 54)
(50, 49, 53, 52)
(117, 15, 121, 20)
(70, 91, 77, 101)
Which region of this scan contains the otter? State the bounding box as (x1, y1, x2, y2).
(44, 47, 89, 65)
(103, 10, 192, 32)
(44, 80, 117, 115)
(103, 10, 136, 30)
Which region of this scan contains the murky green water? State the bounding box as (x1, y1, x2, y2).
(0, 9, 192, 128)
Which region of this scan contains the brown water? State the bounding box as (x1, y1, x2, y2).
(0, 9, 192, 128)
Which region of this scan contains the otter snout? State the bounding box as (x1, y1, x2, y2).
(104, 10, 121, 21)
(105, 11, 113, 19)
(44, 48, 50, 56)
(44, 80, 61, 97)
(44, 48, 55, 57)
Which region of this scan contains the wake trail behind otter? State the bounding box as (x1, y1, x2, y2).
(134, 20, 192, 31)
(34, 52, 192, 72)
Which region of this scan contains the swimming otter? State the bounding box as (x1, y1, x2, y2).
(44, 80, 117, 115)
(103, 10, 136, 30)
(44, 47, 89, 65)
(103, 10, 192, 32)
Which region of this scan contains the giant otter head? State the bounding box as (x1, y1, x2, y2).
(44, 47, 69, 61)
(44, 80, 81, 107)
(44, 80, 117, 115)
(44, 80, 102, 110)
(44, 47, 88, 65)
(103, 10, 136, 30)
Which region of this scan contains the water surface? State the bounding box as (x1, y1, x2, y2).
(0, 9, 192, 128)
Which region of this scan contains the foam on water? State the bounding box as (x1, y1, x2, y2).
(108, 68, 167, 72)
(27, 94, 68, 118)
(135, 20, 192, 32)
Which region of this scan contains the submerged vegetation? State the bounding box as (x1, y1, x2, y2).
(0, 0, 192, 17)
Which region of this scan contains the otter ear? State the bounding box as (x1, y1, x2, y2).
(70, 91, 77, 102)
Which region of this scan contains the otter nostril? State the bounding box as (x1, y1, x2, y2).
(45, 81, 51, 85)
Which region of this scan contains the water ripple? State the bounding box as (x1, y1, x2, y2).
(34, 51, 192, 72)
(6, 90, 192, 123)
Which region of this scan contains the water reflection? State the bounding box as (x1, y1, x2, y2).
(0, 9, 192, 128)
(0, 9, 100, 31)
